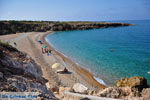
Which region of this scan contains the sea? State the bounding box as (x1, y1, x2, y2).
(46, 20, 150, 86)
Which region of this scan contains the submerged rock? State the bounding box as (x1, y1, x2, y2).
(73, 83, 88, 94)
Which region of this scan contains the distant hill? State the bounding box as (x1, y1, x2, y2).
(0, 20, 132, 35)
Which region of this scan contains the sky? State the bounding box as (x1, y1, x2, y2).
(0, 0, 150, 21)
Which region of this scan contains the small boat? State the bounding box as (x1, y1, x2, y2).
(147, 72, 150, 74)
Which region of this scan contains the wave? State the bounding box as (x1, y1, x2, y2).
(94, 76, 107, 86)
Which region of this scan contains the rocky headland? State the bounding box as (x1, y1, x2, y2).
(0, 21, 132, 35)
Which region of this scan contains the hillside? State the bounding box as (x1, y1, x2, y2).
(0, 20, 132, 35)
(0, 41, 58, 100)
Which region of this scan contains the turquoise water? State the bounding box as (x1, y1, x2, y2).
(46, 20, 150, 85)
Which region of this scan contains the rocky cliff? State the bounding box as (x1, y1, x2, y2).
(0, 41, 58, 100)
(0, 21, 132, 35)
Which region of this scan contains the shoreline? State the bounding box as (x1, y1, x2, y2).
(0, 31, 106, 91)
(45, 32, 107, 86)
(41, 31, 106, 89)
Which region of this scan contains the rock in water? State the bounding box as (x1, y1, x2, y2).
(73, 83, 88, 94)
(116, 76, 147, 91)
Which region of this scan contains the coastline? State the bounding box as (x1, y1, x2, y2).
(45, 32, 107, 86)
(0, 31, 106, 92)
(1, 30, 149, 99)
(42, 31, 106, 89)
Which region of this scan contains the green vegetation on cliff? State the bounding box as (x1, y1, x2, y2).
(0, 20, 132, 35)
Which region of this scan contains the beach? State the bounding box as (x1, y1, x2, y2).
(0, 32, 106, 92)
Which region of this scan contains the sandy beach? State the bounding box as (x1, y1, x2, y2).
(0, 32, 106, 92)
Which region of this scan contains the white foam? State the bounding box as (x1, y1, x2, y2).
(94, 76, 107, 86)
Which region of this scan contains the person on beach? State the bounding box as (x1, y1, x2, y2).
(42, 48, 44, 53)
(40, 41, 43, 44)
(49, 49, 52, 53)
(45, 48, 48, 53)
(37, 40, 43, 44)
(14, 42, 17, 46)
(63, 67, 68, 73)
(47, 50, 51, 56)
(56, 67, 69, 73)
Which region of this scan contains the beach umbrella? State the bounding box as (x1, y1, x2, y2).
(42, 46, 48, 48)
(52, 63, 60, 69)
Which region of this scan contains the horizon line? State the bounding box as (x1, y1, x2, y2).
(0, 19, 150, 22)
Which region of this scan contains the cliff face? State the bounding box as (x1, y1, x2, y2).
(0, 42, 58, 100)
(0, 21, 132, 35)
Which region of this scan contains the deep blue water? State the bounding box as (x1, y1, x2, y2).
(46, 20, 150, 85)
